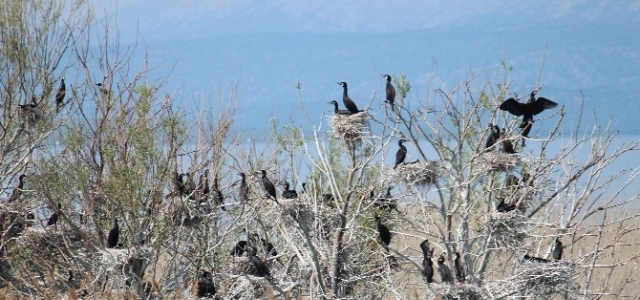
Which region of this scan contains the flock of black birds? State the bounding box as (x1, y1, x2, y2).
(1, 75, 566, 295)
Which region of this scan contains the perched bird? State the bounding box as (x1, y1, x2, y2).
(96, 83, 111, 96)
(197, 271, 216, 298)
(175, 173, 188, 197)
(259, 170, 277, 202)
(231, 240, 248, 256)
(328, 100, 353, 116)
(212, 173, 225, 211)
(454, 252, 465, 283)
(420, 240, 434, 283)
(47, 203, 62, 226)
(7, 174, 26, 203)
(384, 74, 396, 109)
(239, 173, 249, 204)
(500, 128, 516, 154)
(437, 254, 453, 284)
(523, 254, 549, 263)
(484, 123, 499, 151)
(248, 247, 271, 277)
(106, 218, 120, 248)
(496, 199, 516, 212)
(373, 187, 397, 212)
(394, 139, 408, 169)
(18, 96, 38, 110)
(552, 238, 563, 261)
(338, 81, 362, 114)
(374, 215, 391, 252)
(282, 181, 298, 199)
(55, 77, 66, 112)
(499, 90, 558, 138)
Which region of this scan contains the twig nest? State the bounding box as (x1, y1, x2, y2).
(483, 211, 528, 248)
(387, 160, 439, 186)
(426, 283, 486, 300)
(513, 260, 578, 296)
(496, 186, 535, 213)
(329, 112, 369, 140)
(478, 152, 520, 172)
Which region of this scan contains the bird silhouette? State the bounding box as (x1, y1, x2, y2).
(212, 173, 225, 211)
(484, 123, 499, 151)
(437, 254, 453, 284)
(239, 173, 249, 204)
(499, 90, 558, 139)
(524, 254, 549, 263)
(373, 187, 397, 212)
(500, 128, 516, 154)
(420, 240, 434, 283)
(384, 74, 396, 109)
(259, 170, 277, 202)
(394, 139, 408, 169)
(552, 238, 563, 261)
(196, 271, 216, 298)
(338, 82, 362, 114)
(282, 181, 298, 199)
(261, 237, 278, 257)
(374, 215, 391, 252)
(248, 246, 271, 277)
(496, 199, 517, 212)
(231, 240, 248, 256)
(454, 252, 465, 283)
(7, 174, 26, 203)
(47, 203, 62, 226)
(106, 218, 120, 248)
(55, 77, 66, 112)
(328, 100, 353, 115)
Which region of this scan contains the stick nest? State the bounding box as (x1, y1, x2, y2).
(483, 211, 528, 248)
(387, 160, 439, 186)
(425, 283, 487, 300)
(329, 112, 369, 140)
(509, 260, 579, 297)
(477, 152, 520, 172)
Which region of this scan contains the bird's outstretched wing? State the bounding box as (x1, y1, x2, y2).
(530, 97, 558, 115)
(499, 98, 526, 116)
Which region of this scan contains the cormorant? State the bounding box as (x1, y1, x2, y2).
(197, 271, 216, 298)
(259, 170, 277, 202)
(394, 139, 408, 169)
(7, 174, 26, 203)
(328, 100, 353, 116)
(552, 238, 563, 261)
(282, 181, 298, 199)
(454, 252, 465, 283)
(55, 77, 66, 112)
(239, 173, 249, 204)
(373, 187, 397, 212)
(484, 123, 499, 151)
(437, 254, 453, 284)
(374, 215, 391, 252)
(499, 90, 558, 132)
(248, 246, 271, 277)
(18, 96, 38, 110)
(523, 254, 549, 263)
(496, 199, 516, 212)
(47, 203, 62, 226)
(261, 238, 277, 257)
(500, 128, 516, 154)
(175, 173, 188, 197)
(212, 173, 225, 211)
(384, 74, 396, 109)
(231, 240, 248, 256)
(106, 218, 120, 248)
(337, 81, 361, 114)
(420, 240, 434, 283)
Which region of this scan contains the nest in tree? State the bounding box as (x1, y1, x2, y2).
(510, 260, 579, 297)
(280, 199, 314, 229)
(483, 210, 528, 248)
(329, 112, 369, 140)
(496, 186, 535, 213)
(478, 152, 520, 172)
(426, 283, 487, 300)
(387, 160, 439, 186)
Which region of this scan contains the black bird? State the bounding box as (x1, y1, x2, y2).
(328, 100, 353, 116)
(384, 74, 396, 109)
(248, 246, 271, 277)
(484, 123, 499, 151)
(521, 172, 534, 186)
(338, 81, 361, 114)
(373, 186, 397, 212)
(374, 215, 391, 252)
(212, 173, 225, 211)
(261, 238, 278, 257)
(55, 77, 66, 112)
(523, 254, 549, 263)
(231, 240, 248, 256)
(496, 199, 516, 213)
(197, 271, 216, 298)
(47, 203, 62, 226)
(7, 174, 26, 203)
(175, 173, 188, 197)
(18, 96, 38, 110)
(419, 240, 434, 283)
(239, 173, 249, 204)
(282, 181, 298, 199)
(259, 170, 277, 202)
(552, 238, 563, 261)
(394, 139, 408, 169)
(96, 83, 111, 96)
(500, 127, 516, 154)
(106, 218, 120, 248)
(437, 254, 453, 284)
(499, 90, 558, 132)
(505, 174, 519, 187)
(454, 252, 465, 283)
